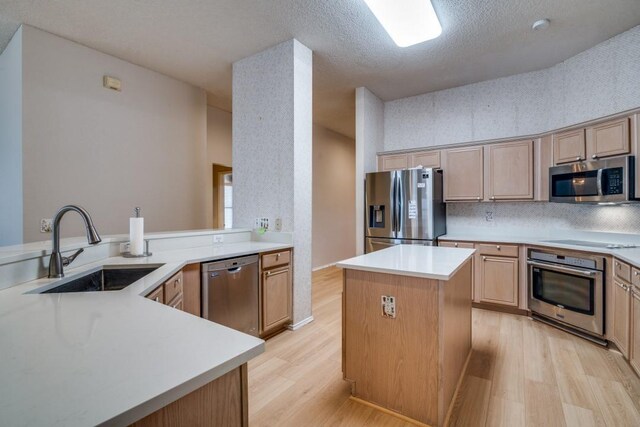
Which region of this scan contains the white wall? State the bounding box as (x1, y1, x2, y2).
(233, 39, 313, 325)
(207, 106, 232, 167)
(354, 87, 384, 254)
(19, 26, 210, 242)
(312, 126, 356, 269)
(384, 24, 640, 152)
(0, 27, 23, 246)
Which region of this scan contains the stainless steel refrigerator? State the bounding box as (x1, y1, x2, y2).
(365, 168, 446, 253)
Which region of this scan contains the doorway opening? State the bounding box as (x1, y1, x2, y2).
(212, 163, 232, 229)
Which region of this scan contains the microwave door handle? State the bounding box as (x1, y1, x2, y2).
(597, 168, 603, 196)
(527, 260, 597, 277)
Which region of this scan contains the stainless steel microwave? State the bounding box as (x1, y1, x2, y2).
(549, 156, 635, 203)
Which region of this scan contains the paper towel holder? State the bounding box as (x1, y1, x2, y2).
(122, 239, 153, 258)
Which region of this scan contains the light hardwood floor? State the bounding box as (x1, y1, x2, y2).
(248, 267, 640, 426)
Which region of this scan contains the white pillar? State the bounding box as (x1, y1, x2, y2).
(232, 39, 313, 326)
(355, 87, 384, 254)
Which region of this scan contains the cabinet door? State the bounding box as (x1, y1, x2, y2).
(612, 279, 631, 358)
(378, 154, 408, 171)
(262, 267, 292, 332)
(486, 140, 534, 201)
(182, 264, 201, 317)
(410, 151, 440, 169)
(480, 256, 518, 307)
(631, 290, 640, 375)
(554, 129, 586, 164)
(586, 118, 630, 160)
(443, 147, 484, 201)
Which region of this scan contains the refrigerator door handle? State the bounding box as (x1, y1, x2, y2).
(392, 172, 399, 234)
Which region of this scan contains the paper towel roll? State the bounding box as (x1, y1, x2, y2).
(130, 217, 144, 255)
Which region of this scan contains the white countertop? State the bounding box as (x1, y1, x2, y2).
(336, 245, 475, 280)
(0, 241, 292, 426)
(440, 230, 640, 267)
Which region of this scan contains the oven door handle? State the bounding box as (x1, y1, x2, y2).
(527, 260, 597, 277)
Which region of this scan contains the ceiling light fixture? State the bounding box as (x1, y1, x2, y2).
(363, 0, 442, 47)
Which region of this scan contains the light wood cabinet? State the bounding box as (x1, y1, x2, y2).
(182, 263, 201, 317)
(378, 154, 408, 171)
(443, 147, 484, 201)
(614, 259, 632, 283)
(145, 269, 186, 312)
(612, 279, 631, 358)
(631, 289, 640, 375)
(260, 250, 292, 338)
(485, 140, 534, 201)
(479, 255, 519, 307)
(439, 240, 475, 301)
(586, 117, 630, 160)
(147, 285, 164, 304)
(554, 129, 586, 164)
(410, 150, 441, 169)
(535, 135, 554, 201)
(554, 118, 630, 165)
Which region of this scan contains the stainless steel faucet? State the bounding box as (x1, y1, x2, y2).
(48, 205, 102, 278)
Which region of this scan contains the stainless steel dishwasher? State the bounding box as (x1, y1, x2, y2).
(202, 254, 259, 337)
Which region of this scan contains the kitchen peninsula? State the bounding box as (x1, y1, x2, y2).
(337, 245, 475, 427)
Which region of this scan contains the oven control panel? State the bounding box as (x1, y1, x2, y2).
(529, 250, 601, 270)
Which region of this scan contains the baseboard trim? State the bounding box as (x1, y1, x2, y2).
(312, 263, 336, 272)
(349, 396, 430, 427)
(287, 316, 314, 331)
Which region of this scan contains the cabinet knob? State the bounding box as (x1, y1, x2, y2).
(592, 154, 598, 159)
(482, 256, 487, 261)
(490, 196, 495, 200)
(276, 253, 280, 259)
(635, 271, 639, 276)
(454, 243, 458, 247)
(496, 245, 501, 250)
(476, 197, 481, 201)
(576, 156, 581, 161)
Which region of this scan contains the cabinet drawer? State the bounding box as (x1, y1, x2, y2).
(262, 250, 291, 269)
(147, 285, 164, 304)
(439, 241, 475, 249)
(614, 259, 631, 283)
(167, 293, 184, 311)
(478, 243, 518, 257)
(633, 267, 640, 288)
(164, 271, 183, 303)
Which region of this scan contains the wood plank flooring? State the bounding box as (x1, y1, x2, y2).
(248, 267, 640, 426)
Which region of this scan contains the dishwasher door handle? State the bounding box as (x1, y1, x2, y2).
(227, 266, 243, 274)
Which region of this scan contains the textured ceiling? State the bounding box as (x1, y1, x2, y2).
(1, 1, 640, 138)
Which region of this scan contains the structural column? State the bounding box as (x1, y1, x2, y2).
(232, 39, 313, 326)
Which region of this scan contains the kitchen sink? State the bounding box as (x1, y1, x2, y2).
(37, 264, 163, 294)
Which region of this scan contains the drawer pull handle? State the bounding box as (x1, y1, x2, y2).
(576, 156, 581, 161)
(496, 245, 501, 250)
(276, 253, 280, 259)
(476, 197, 481, 201)
(490, 196, 495, 200)
(635, 271, 639, 276)
(592, 154, 598, 159)
(154, 296, 159, 302)
(482, 256, 487, 261)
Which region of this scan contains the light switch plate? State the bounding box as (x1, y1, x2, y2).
(213, 234, 224, 243)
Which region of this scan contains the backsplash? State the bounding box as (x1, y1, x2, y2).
(447, 202, 640, 235)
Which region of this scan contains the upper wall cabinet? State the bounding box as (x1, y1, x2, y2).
(410, 151, 441, 169)
(586, 117, 630, 160)
(378, 154, 408, 171)
(443, 147, 484, 201)
(553, 129, 586, 164)
(485, 140, 534, 201)
(553, 117, 631, 165)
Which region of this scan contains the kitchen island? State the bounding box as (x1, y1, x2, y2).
(337, 245, 475, 427)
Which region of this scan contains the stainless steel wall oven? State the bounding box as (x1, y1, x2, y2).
(528, 249, 605, 344)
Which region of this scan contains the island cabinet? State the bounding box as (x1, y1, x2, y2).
(443, 146, 484, 201)
(342, 255, 473, 427)
(260, 250, 292, 338)
(130, 364, 248, 427)
(553, 117, 631, 164)
(484, 140, 534, 201)
(478, 244, 519, 307)
(439, 240, 476, 300)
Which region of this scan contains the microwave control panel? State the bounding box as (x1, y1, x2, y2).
(603, 167, 623, 195)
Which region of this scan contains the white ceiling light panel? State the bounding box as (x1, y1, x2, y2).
(363, 0, 442, 47)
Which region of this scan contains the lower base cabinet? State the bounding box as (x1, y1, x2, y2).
(130, 364, 248, 427)
(479, 255, 519, 307)
(631, 290, 640, 375)
(260, 250, 293, 338)
(612, 279, 631, 358)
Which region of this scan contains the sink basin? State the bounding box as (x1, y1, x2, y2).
(38, 264, 163, 294)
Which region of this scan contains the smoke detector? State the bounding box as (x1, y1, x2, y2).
(532, 19, 550, 31)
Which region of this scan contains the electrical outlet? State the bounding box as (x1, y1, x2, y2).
(40, 219, 53, 233)
(254, 217, 269, 230)
(275, 218, 282, 232)
(119, 242, 131, 253)
(381, 295, 396, 319)
(213, 234, 224, 243)
(485, 211, 494, 222)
